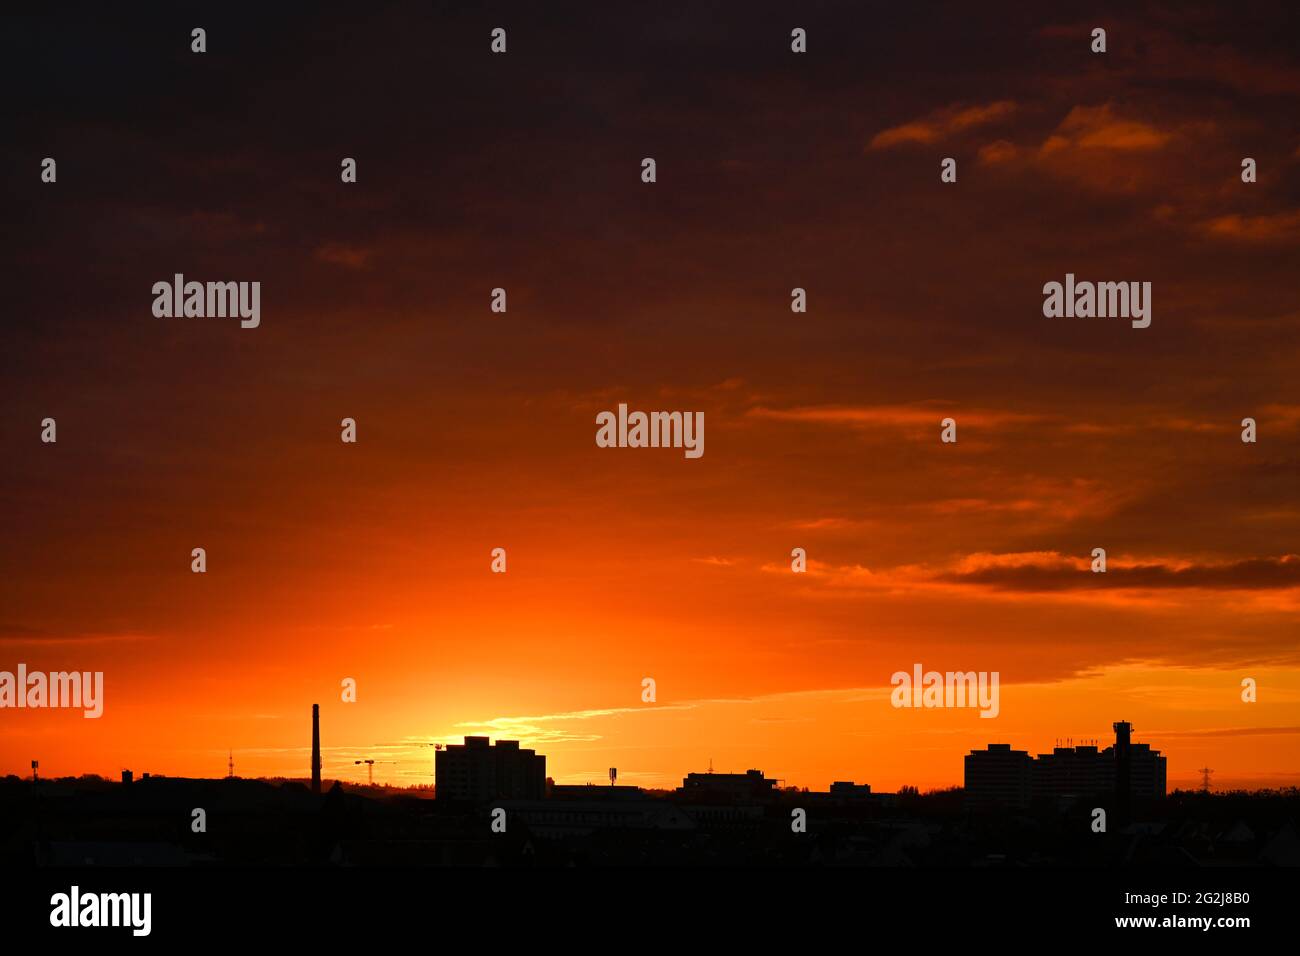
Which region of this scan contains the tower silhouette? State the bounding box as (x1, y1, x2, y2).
(1198, 766, 1214, 793)
(1113, 720, 1132, 827)
(311, 704, 322, 795)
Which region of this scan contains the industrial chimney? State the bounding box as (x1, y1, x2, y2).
(311, 703, 322, 795)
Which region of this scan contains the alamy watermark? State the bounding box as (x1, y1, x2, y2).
(1042, 273, 1151, 329)
(595, 403, 704, 459)
(0, 664, 103, 718)
(50, 886, 150, 936)
(152, 274, 260, 328)
(891, 664, 999, 718)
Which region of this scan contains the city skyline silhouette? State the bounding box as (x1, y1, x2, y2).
(8, 708, 1298, 870)
(8, 702, 1262, 799)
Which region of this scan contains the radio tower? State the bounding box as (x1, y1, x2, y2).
(1198, 766, 1214, 793)
(227, 749, 234, 779)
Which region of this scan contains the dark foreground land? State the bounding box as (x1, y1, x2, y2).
(3, 774, 1297, 867)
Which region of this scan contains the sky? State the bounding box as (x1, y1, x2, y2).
(2, 2, 1299, 792)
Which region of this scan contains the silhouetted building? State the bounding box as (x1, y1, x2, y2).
(120, 770, 133, 785)
(679, 769, 777, 800)
(829, 781, 872, 798)
(436, 736, 545, 802)
(311, 703, 321, 795)
(1033, 745, 1105, 802)
(964, 743, 1033, 808)
(969, 723, 1167, 808)
(1120, 739, 1166, 799)
(1033, 725, 1164, 804)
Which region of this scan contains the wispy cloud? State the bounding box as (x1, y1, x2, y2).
(0, 627, 158, 647)
(1040, 104, 1171, 154)
(1198, 210, 1300, 242)
(314, 242, 374, 269)
(452, 704, 699, 746)
(758, 551, 1300, 608)
(1154, 725, 1300, 739)
(747, 402, 1041, 430)
(868, 101, 1017, 150)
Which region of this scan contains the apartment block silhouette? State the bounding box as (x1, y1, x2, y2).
(966, 722, 1166, 808)
(435, 736, 546, 802)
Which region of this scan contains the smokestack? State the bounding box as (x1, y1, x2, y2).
(1113, 720, 1131, 826)
(311, 704, 321, 795)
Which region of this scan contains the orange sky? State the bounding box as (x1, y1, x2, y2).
(2, 3, 1299, 792)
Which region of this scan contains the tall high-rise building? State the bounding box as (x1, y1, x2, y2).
(1122, 740, 1167, 799)
(435, 736, 546, 802)
(964, 743, 1033, 808)
(1033, 745, 1105, 801)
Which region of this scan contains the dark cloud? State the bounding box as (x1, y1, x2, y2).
(940, 554, 1300, 592)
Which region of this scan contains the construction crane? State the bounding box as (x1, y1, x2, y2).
(353, 759, 395, 786)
